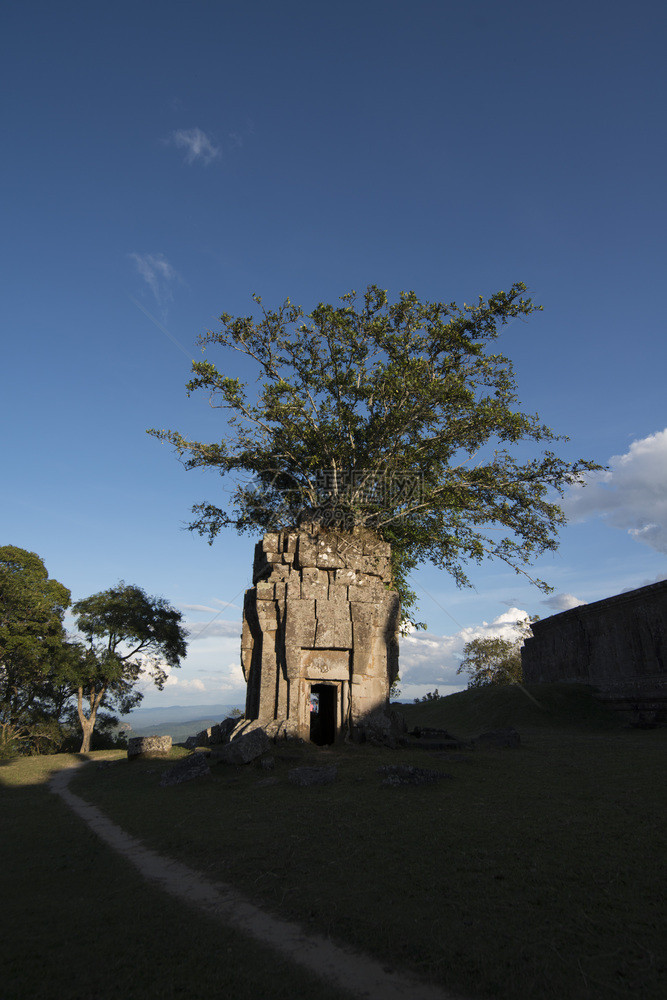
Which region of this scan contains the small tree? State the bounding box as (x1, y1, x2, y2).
(457, 617, 536, 688)
(0, 545, 71, 749)
(149, 283, 602, 627)
(71, 583, 187, 752)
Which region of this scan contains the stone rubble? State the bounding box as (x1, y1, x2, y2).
(159, 752, 211, 787)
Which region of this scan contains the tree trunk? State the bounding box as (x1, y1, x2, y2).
(77, 684, 106, 754)
(79, 718, 95, 753)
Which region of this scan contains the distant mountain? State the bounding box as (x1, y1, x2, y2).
(119, 703, 241, 728)
(125, 716, 237, 742)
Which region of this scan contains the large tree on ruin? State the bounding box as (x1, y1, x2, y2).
(149, 283, 601, 628)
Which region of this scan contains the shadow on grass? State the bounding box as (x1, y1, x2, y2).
(0, 752, 350, 1000)
(69, 687, 667, 1000)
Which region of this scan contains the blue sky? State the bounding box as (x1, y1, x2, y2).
(2, 0, 666, 707)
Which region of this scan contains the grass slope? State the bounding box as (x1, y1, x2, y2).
(0, 753, 350, 1000)
(68, 684, 666, 1000)
(397, 682, 625, 735)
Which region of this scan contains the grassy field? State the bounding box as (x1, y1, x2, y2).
(3, 683, 666, 999)
(0, 752, 350, 1000)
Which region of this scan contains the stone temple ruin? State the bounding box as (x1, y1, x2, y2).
(240, 523, 400, 743)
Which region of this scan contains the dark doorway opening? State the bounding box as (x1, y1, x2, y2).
(309, 684, 337, 745)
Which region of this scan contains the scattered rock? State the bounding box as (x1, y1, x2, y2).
(127, 735, 172, 760)
(256, 776, 281, 787)
(474, 728, 521, 748)
(159, 752, 211, 787)
(259, 755, 275, 770)
(378, 764, 452, 786)
(356, 707, 408, 747)
(214, 727, 271, 764)
(288, 765, 337, 786)
(184, 716, 240, 749)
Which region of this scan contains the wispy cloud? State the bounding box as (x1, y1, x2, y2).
(185, 619, 242, 640)
(128, 252, 179, 310)
(212, 598, 242, 610)
(563, 429, 667, 555)
(170, 127, 220, 165)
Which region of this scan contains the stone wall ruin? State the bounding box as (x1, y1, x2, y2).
(521, 579, 667, 722)
(240, 524, 400, 742)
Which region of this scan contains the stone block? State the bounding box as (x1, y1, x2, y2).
(160, 752, 211, 787)
(285, 598, 316, 646)
(241, 619, 254, 649)
(348, 578, 379, 603)
(303, 566, 325, 585)
(316, 537, 345, 568)
(216, 727, 271, 764)
(296, 534, 318, 568)
(302, 566, 328, 600)
(315, 600, 336, 621)
(314, 618, 336, 647)
(263, 533, 280, 553)
(301, 648, 350, 680)
(285, 532, 298, 554)
(327, 584, 349, 606)
(334, 620, 353, 647)
(256, 602, 278, 629)
(349, 602, 375, 625)
(256, 581, 274, 600)
(128, 735, 172, 759)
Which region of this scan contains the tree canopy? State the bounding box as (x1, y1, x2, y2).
(456, 617, 536, 688)
(0, 545, 70, 730)
(149, 283, 601, 626)
(71, 582, 188, 752)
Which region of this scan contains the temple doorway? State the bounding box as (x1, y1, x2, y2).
(309, 683, 337, 745)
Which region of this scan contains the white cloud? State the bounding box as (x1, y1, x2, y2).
(164, 676, 206, 691)
(541, 592, 587, 611)
(170, 127, 220, 165)
(128, 252, 179, 308)
(563, 429, 667, 555)
(398, 608, 530, 690)
(181, 604, 220, 613)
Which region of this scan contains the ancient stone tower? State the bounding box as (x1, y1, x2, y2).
(240, 523, 400, 742)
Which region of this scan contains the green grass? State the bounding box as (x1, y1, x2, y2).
(0, 751, 350, 1000)
(66, 684, 666, 1000)
(396, 681, 626, 735)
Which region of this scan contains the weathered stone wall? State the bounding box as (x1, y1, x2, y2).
(521, 579, 667, 718)
(241, 523, 400, 740)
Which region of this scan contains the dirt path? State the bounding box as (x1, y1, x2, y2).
(51, 763, 469, 1000)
